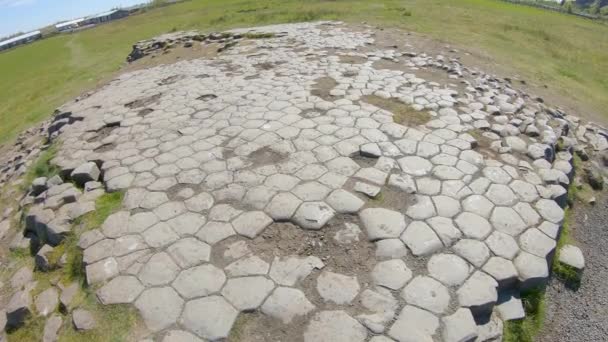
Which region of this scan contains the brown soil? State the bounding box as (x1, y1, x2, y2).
(338, 55, 367, 64)
(310, 76, 338, 101)
(230, 311, 309, 342)
(121, 42, 222, 73)
(361, 95, 430, 126)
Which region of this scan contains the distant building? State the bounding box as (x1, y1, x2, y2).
(82, 9, 129, 26)
(55, 18, 85, 32)
(0, 31, 42, 51)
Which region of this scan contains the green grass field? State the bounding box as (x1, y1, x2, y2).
(1, 0, 607, 144)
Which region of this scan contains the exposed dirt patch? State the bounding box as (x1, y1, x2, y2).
(157, 74, 185, 86)
(310, 76, 338, 101)
(137, 108, 154, 117)
(230, 311, 309, 342)
(124, 93, 162, 109)
(365, 187, 412, 213)
(121, 43, 222, 73)
(86, 124, 119, 144)
(468, 130, 499, 160)
(339, 54, 367, 64)
(247, 147, 288, 168)
(249, 218, 375, 280)
(361, 95, 430, 127)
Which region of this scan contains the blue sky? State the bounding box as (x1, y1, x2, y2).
(0, 0, 147, 38)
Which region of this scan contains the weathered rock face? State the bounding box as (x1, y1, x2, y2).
(1, 21, 607, 342)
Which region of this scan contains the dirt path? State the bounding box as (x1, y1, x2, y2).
(539, 195, 608, 342)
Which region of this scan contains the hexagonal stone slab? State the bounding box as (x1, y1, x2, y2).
(453, 239, 490, 268)
(292, 201, 335, 230)
(269, 256, 324, 286)
(303, 310, 367, 342)
(97, 275, 144, 304)
(485, 184, 518, 206)
(166, 238, 211, 268)
(225, 255, 270, 277)
(180, 296, 238, 340)
(398, 156, 433, 176)
(456, 271, 497, 315)
(372, 259, 412, 290)
(442, 308, 478, 342)
(401, 221, 443, 256)
(316, 271, 360, 305)
(265, 192, 301, 221)
(482, 257, 518, 288)
(172, 264, 226, 298)
(519, 228, 556, 259)
(325, 189, 365, 214)
(514, 251, 549, 289)
(485, 231, 520, 260)
(427, 254, 470, 286)
(138, 252, 180, 286)
(535, 199, 565, 224)
(221, 276, 275, 311)
(135, 287, 183, 332)
(232, 211, 273, 238)
(401, 276, 450, 314)
(389, 305, 439, 342)
(455, 212, 492, 240)
(261, 287, 315, 324)
(490, 207, 527, 236)
(359, 208, 406, 241)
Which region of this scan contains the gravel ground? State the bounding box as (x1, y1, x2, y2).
(539, 194, 608, 342)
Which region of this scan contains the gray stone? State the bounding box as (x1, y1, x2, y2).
(427, 216, 462, 246)
(35, 287, 58, 317)
(519, 228, 556, 259)
(232, 211, 273, 238)
(375, 239, 408, 260)
(72, 309, 96, 330)
(269, 255, 324, 286)
(59, 282, 79, 311)
(496, 292, 525, 321)
(261, 287, 315, 324)
(398, 156, 433, 176)
(401, 276, 450, 314)
(401, 221, 443, 256)
(333, 222, 362, 244)
(172, 264, 226, 298)
(356, 288, 397, 334)
(559, 244, 585, 270)
(485, 231, 519, 260)
(535, 199, 565, 224)
(196, 221, 235, 245)
(167, 237, 211, 268)
(432, 195, 461, 218)
(43, 315, 62, 342)
(97, 276, 144, 304)
(225, 255, 269, 277)
(485, 183, 518, 206)
(461, 195, 494, 218)
(389, 305, 439, 342)
(361, 143, 382, 158)
(221, 276, 275, 311)
(292, 201, 335, 230)
(490, 207, 527, 236)
(372, 259, 412, 290)
(406, 195, 437, 219)
(184, 192, 214, 212)
(456, 271, 498, 315)
(453, 239, 490, 268)
(11, 266, 33, 289)
(86, 257, 119, 285)
(142, 222, 180, 248)
(325, 189, 365, 214)
(6, 289, 32, 328)
(71, 162, 100, 186)
(427, 254, 470, 286)
(482, 257, 518, 288)
(354, 181, 381, 197)
(455, 212, 492, 240)
(514, 251, 549, 289)
(442, 308, 478, 342)
(265, 192, 301, 221)
(360, 208, 406, 241)
(138, 252, 179, 286)
(303, 310, 367, 342)
(316, 271, 360, 305)
(167, 212, 206, 236)
(388, 173, 417, 193)
(135, 287, 183, 332)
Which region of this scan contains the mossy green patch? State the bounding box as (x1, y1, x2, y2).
(20, 143, 60, 191)
(503, 287, 546, 342)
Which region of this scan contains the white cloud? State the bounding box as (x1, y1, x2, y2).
(0, 0, 36, 8)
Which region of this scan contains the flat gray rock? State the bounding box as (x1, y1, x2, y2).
(401, 276, 450, 314)
(372, 259, 412, 290)
(514, 251, 549, 289)
(269, 256, 324, 286)
(261, 287, 315, 324)
(265, 192, 301, 221)
(325, 189, 365, 214)
(225, 255, 269, 277)
(180, 296, 238, 340)
(43, 314, 62, 342)
(221, 276, 275, 311)
(72, 309, 96, 331)
(316, 271, 360, 305)
(401, 221, 443, 256)
(558, 244, 585, 269)
(455, 212, 492, 240)
(292, 201, 335, 230)
(535, 199, 565, 224)
(442, 308, 478, 342)
(485, 231, 519, 260)
(161, 330, 204, 342)
(172, 264, 226, 298)
(427, 254, 470, 286)
(389, 305, 439, 342)
(456, 271, 498, 315)
(453, 239, 490, 268)
(97, 275, 144, 304)
(303, 310, 367, 342)
(167, 237, 211, 268)
(519, 228, 556, 259)
(360, 208, 406, 241)
(482, 257, 518, 288)
(138, 252, 180, 286)
(135, 287, 183, 332)
(232, 211, 273, 238)
(71, 162, 100, 186)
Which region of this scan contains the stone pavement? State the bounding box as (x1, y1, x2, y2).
(10, 21, 607, 341)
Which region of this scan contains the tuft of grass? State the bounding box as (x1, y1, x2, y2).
(243, 32, 275, 39)
(503, 287, 546, 342)
(362, 95, 431, 126)
(58, 290, 140, 342)
(6, 316, 46, 340)
(20, 143, 60, 191)
(551, 208, 582, 288)
(77, 191, 124, 231)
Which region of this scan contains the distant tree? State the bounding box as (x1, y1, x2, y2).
(563, 1, 574, 13)
(589, 0, 601, 14)
(601, 5, 608, 15)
